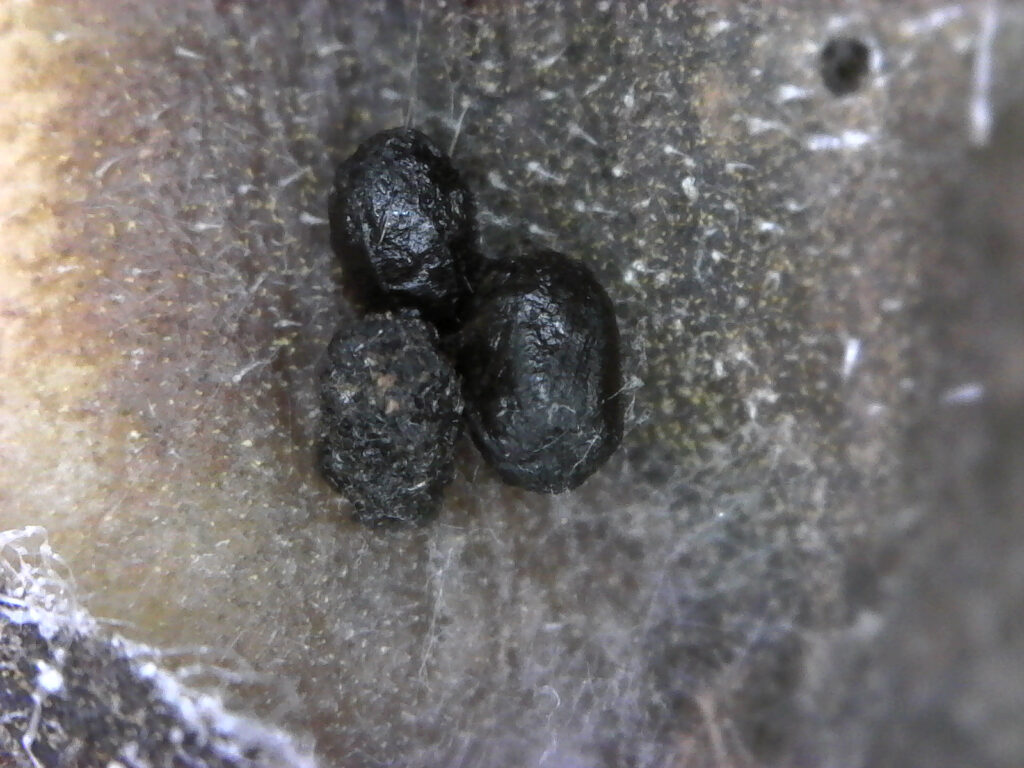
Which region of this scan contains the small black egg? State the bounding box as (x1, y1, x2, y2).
(328, 128, 476, 327)
(456, 248, 623, 493)
(317, 312, 463, 525)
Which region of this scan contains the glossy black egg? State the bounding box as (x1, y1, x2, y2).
(328, 128, 476, 326)
(457, 248, 623, 493)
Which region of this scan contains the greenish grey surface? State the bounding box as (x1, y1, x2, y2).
(2, 1, 1023, 767)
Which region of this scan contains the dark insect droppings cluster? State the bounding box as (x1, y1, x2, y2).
(319, 127, 624, 525)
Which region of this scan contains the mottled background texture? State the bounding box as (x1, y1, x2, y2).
(2, 1, 1022, 767)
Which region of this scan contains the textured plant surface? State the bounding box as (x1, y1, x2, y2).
(1, 1, 1022, 767)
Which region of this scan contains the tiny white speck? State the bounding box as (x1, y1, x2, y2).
(568, 123, 599, 146)
(866, 402, 888, 417)
(681, 176, 699, 201)
(708, 19, 731, 36)
(664, 145, 696, 167)
(842, 337, 862, 380)
(477, 210, 513, 227)
(487, 170, 510, 191)
(316, 41, 347, 57)
(232, 360, 264, 385)
(826, 14, 854, 33)
(611, 164, 626, 178)
(299, 212, 327, 226)
(278, 167, 307, 189)
(756, 219, 782, 233)
(535, 52, 561, 70)
(120, 743, 141, 763)
(969, 1, 998, 147)
(746, 117, 785, 136)
(777, 84, 812, 103)
(583, 74, 608, 97)
(36, 661, 63, 695)
(525, 161, 564, 183)
(941, 382, 985, 404)
(805, 130, 873, 152)
(174, 46, 205, 61)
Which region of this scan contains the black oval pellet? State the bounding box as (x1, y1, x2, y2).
(328, 128, 476, 326)
(317, 313, 463, 525)
(456, 248, 623, 493)
(820, 37, 870, 97)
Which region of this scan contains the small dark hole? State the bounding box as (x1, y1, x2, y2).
(820, 36, 870, 97)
